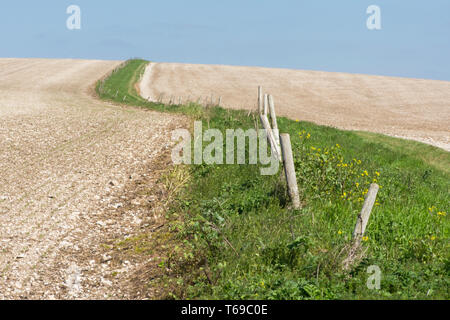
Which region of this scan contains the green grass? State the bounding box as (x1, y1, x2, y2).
(97, 59, 449, 300)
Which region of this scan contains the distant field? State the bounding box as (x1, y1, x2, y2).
(140, 62, 450, 151)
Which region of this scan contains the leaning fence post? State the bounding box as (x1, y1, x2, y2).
(260, 114, 281, 161)
(280, 134, 301, 209)
(268, 95, 281, 155)
(268, 95, 278, 130)
(353, 184, 379, 239)
(343, 183, 379, 270)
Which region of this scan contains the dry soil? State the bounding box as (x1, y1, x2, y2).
(140, 62, 450, 151)
(0, 58, 186, 299)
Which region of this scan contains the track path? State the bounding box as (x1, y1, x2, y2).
(0, 59, 185, 299)
(140, 62, 450, 151)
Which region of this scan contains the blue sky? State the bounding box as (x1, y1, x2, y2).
(1, 0, 449, 80)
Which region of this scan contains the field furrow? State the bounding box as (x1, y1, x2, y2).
(0, 59, 185, 299)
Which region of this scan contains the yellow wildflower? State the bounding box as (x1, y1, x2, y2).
(362, 236, 369, 242)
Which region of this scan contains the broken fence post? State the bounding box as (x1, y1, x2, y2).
(342, 183, 379, 270)
(353, 183, 379, 239)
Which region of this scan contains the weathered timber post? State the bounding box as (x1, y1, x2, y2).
(260, 114, 281, 161)
(342, 183, 379, 270)
(268, 95, 281, 155)
(258, 86, 263, 114)
(280, 134, 301, 209)
(263, 94, 269, 116)
(353, 184, 379, 239)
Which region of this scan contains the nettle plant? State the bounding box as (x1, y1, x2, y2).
(293, 130, 381, 206)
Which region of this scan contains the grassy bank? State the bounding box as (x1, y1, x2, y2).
(97, 59, 449, 300)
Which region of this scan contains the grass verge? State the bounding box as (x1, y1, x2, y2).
(97, 59, 449, 300)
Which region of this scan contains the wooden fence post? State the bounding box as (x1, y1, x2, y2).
(263, 94, 269, 116)
(280, 134, 301, 209)
(260, 114, 281, 161)
(342, 183, 379, 270)
(268, 95, 278, 130)
(353, 184, 379, 239)
(268, 95, 281, 155)
(258, 86, 263, 114)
